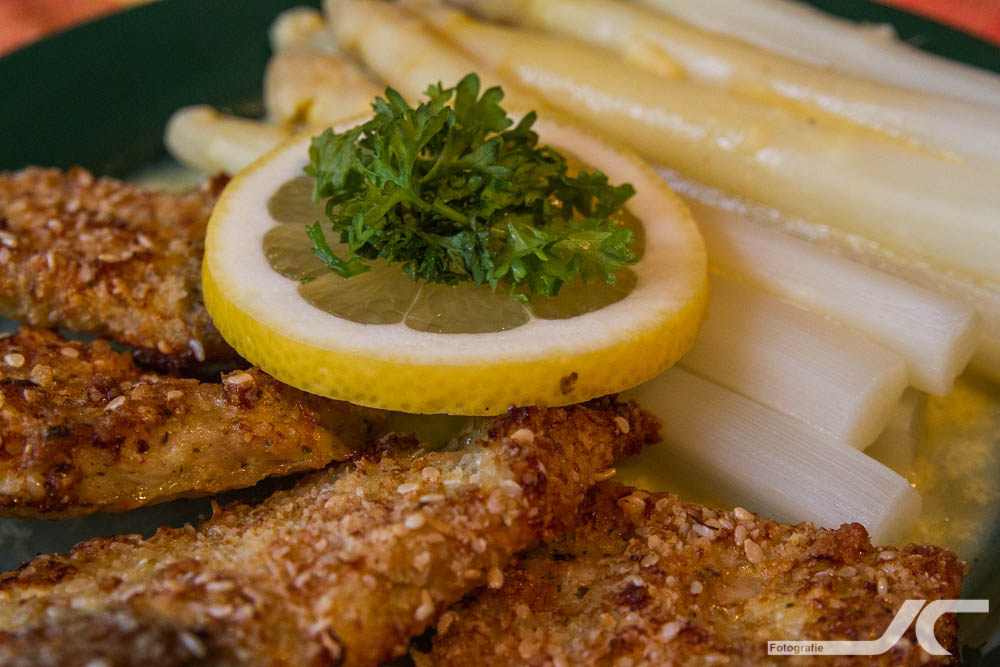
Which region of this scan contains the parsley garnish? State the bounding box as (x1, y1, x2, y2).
(304, 73, 637, 299)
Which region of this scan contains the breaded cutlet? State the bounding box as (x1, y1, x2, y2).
(0, 328, 380, 518)
(424, 483, 965, 666)
(0, 167, 234, 368)
(0, 398, 659, 667)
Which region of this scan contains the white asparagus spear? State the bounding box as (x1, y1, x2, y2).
(326, 0, 540, 109)
(636, 0, 1000, 109)
(660, 166, 1000, 383)
(264, 49, 381, 127)
(164, 106, 291, 175)
(449, 0, 1000, 170)
(623, 368, 922, 544)
(686, 196, 980, 395)
(403, 4, 1000, 287)
(269, 6, 337, 53)
(681, 276, 907, 449)
(865, 388, 927, 473)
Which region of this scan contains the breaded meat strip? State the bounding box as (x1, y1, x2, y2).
(0, 167, 233, 368)
(425, 483, 965, 667)
(0, 329, 379, 518)
(0, 398, 658, 667)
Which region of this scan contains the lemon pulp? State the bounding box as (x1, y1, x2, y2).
(262, 155, 646, 333)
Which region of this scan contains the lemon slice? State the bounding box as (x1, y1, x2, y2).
(203, 116, 707, 414)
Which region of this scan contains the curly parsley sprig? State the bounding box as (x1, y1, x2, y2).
(304, 73, 637, 299)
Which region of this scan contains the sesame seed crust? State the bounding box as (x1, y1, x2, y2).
(425, 483, 966, 667)
(0, 397, 659, 667)
(0, 328, 380, 518)
(0, 167, 235, 368)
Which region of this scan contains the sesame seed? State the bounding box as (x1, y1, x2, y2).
(105, 396, 126, 411)
(414, 589, 435, 622)
(661, 621, 683, 642)
(487, 566, 505, 589)
(692, 523, 715, 539)
(4, 353, 25, 368)
(0, 231, 17, 248)
(29, 364, 53, 386)
(744, 538, 764, 564)
(179, 631, 206, 658)
(413, 551, 431, 569)
(188, 339, 206, 362)
(319, 630, 342, 660)
(593, 467, 617, 482)
(877, 576, 889, 596)
(641, 553, 659, 568)
(734, 524, 747, 546)
(614, 416, 630, 433)
(619, 493, 646, 516)
(45, 250, 56, 270)
(878, 550, 898, 561)
(419, 493, 445, 503)
(510, 428, 534, 445)
(690, 581, 703, 595)
(397, 483, 419, 494)
(499, 479, 523, 496)
(156, 340, 172, 354)
(437, 611, 458, 634)
(421, 466, 441, 482)
(137, 233, 154, 249)
(223, 371, 253, 386)
(733, 507, 754, 522)
(404, 513, 426, 529)
(166, 390, 184, 401)
(59, 347, 79, 358)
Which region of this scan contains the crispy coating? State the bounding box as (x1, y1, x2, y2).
(426, 483, 966, 667)
(0, 167, 234, 368)
(0, 329, 380, 518)
(0, 397, 658, 667)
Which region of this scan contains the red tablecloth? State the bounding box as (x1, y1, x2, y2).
(1, 0, 998, 57)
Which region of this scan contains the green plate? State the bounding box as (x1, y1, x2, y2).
(0, 0, 997, 662)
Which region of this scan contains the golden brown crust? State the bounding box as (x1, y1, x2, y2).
(0, 398, 658, 667)
(427, 483, 966, 667)
(0, 328, 380, 518)
(0, 167, 234, 368)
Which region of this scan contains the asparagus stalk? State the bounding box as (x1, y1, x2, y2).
(401, 4, 1000, 287)
(682, 276, 907, 449)
(264, 50, 381, 128)
(636, 0, 1000, 109)
(164, 106, 290, 175)
(449, 0, 1000, 170)
(623, 368, 922, 544)
(325, 0, 540, 109)
(661, 166, 1000, 383)
(865, 389, 927, 473)
(685, 196, 980, 395)
(268, 6, 337, 53)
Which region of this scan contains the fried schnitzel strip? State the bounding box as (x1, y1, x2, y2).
(0, 329, 379, 518)
(0, 398, 658, 667)
(0, 167, 234, 368)
(425, 483, 965, 666)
